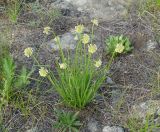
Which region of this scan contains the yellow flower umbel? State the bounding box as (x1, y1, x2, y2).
(82, 34, 90, 44)
(115, 43, 125, 53)
(75, 24, 84, 34)
(88, 44, 97, 54)
(59, 63, 67, 69)
(91, 19, 98, 26)
(43, 27, 51, 35)
(94, 59, 102, 68)
(39, 67, 48, 77)
(24, 47, 33, 58)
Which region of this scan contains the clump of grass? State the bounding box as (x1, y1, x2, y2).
(138, 0, 160, 40)
(126, 114, 160, 131)
(139, 0, 160, 15)
(53, 110, 82, 132)
(25, 1, 61, 27)
(6, 0, 22, 24)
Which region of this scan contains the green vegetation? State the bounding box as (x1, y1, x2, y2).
(1, 0, 160, 131)
(139, 0, 160, 15)
(0, 55, 32, 106)
(138, 0, 160, 41)
(126, 115, 160, 132)
(6, 0, 22, 24)
(25, 1, 61, 27)
(0, 27, 35, 129)
(53, 110, 81, 132)
(105, 35, 133, 56)
(27, 22, 118, 109)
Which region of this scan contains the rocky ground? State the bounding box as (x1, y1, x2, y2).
(1, 0, 160, 131)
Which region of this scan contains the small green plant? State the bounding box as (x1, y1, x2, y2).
(105, 35, 133, 56)
(53, 110, 82, 132)
(1, 56, 16, 104)
(6, 0, 22, 23)
(15, 66, 33, 88)
(27, 20, 41, 28)
(0, 55, 32, 107)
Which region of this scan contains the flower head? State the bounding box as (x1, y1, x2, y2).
(54, 36, 60, 43)
(91, 19, 98, 26)
(115, 43, 125, 53)
(82, 34, 90, 44)
(75, 24, 84, 34)
(59, 63, 67, 69)
(43, 27, 51, 35)
(24, 47, 33, 58)
(39, 67, 48, 77)
(94, 59, 102, 68)
(88, 44, 97, 54)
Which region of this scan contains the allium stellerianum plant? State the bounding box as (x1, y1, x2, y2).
(24, 19, 124, 109)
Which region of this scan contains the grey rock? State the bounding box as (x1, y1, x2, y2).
(50, 0, 85, 17)
(145, 40, 158, 51)
(152, 128, 160, 132)
(47, 32, 76, 51)
(131, 100, 160, 119)
(87, 119, 101, 132)
(95, 94, 104, 101)
(106, 77, 115, 85)
(62, 0, 133, 21)
(111, 88, 122, 106)
(103, 126, 124, 132)
(26, 127, 38, 132)
(154, 117, 160, 125)
(51, 0, 71, 9)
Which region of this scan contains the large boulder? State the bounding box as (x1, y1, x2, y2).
(64, 0, 133, 21)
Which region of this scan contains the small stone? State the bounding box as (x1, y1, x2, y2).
(26, 127, 38, 132)
(111, 88, 122, 106)
(95, 94, 103, 101)
(87, 119, 101, 132)
(106, 77, 115, 85)
(154, 117, 160, 125)
(47, 32, 76, 51)
(103, 126, 124, 132)
(146, 40, 158, 51)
